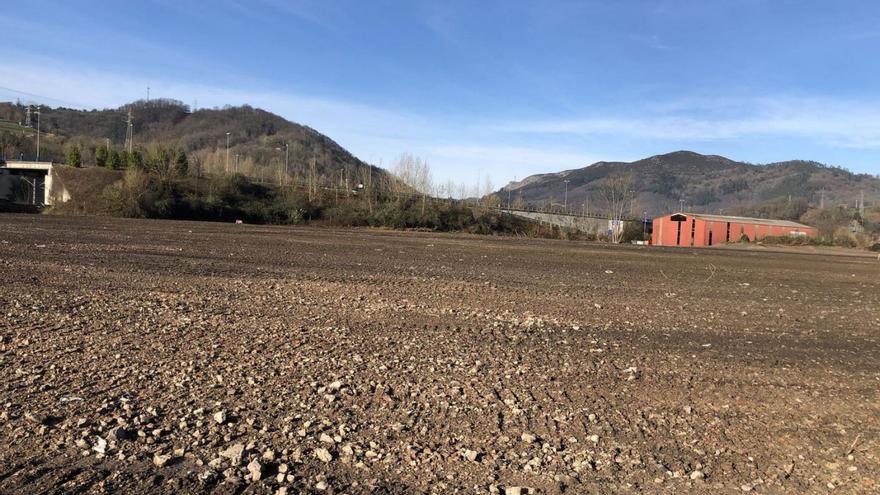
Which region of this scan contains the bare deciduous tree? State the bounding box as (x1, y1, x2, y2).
(597, 173, 635, 243)
(393, 153, 433, 213)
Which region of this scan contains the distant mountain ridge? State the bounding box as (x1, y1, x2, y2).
(500, 151, 880, 218)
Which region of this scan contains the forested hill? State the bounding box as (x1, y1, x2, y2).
(500, 151, 880, 218)
(0, 99, 392, 188)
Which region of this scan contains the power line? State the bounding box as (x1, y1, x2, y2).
(0, 85, 85, 108)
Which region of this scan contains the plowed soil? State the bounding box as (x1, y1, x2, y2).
(1, 214, 878, 494)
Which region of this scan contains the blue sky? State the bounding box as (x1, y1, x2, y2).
(2, 0, 879, 186)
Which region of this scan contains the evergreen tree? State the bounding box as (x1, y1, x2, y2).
(108, 149, 122, 169)
(123, 149, 144, 169)
(174, 149, 188, 176)
(95, 145, 108, 167)
(66, 145, 82, 167)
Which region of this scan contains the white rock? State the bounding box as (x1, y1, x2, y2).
(247, 459, 262, 481)
(315, 447, 333, 463)
(92, 436, 107, 454)
(220, 443, 245, 462)
(153, 453, 172, 467)
(214, 410, 227, 424)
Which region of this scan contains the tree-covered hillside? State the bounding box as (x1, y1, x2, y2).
(501, 150, 880, 219)
(0, 99, 396, 191)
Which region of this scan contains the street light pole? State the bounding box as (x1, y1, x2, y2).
(225, 132, 231, 173)
(35, 106, 41, 161)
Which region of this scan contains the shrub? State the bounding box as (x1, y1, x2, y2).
(833, 227, 857, 248)
(759, 235, 832, 247)
(619, 220, 648, 243)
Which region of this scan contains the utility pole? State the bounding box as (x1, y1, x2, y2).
(476, 168, 482, 206)
(34, 106, 41, 161)
(124, 108, 134, 153)
(20, 176, 37, 204)
(860, 190, 865, 217)
(563, 179, 570, 212)
(820, 187, 826, 209)
(235, 154, 239, 174)
(225, 132, 230, 173)
(284, 142, 289, 184)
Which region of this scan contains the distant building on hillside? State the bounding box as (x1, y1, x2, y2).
(652, 212, 817, 247)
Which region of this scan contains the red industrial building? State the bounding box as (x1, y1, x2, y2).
(652, 212, 817, 247)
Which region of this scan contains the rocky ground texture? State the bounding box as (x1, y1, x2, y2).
(0, 214, 878, 494)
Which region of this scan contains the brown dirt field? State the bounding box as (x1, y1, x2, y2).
(0, 214, 878, 494)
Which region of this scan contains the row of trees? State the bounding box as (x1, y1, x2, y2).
(66, 143, 189, 177)
(387, 153, 641, 242)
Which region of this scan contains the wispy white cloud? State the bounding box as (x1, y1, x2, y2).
(424, 144, 597, 186)
(629, 33, 675, 51)
(493, 96, 880, 149)
(3, 53, 878, 188)
(2, 55, 584, 187)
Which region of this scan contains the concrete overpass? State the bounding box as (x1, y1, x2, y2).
(0, 161, 59, 206)
(501, 208, 631, 237)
